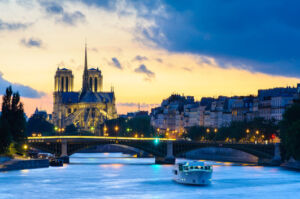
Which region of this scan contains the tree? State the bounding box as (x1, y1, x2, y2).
(65, 124, 78, 135)
(104, 115, 155, 137)
(185, 126, 206, 141)
(280, 103, 300, 160)
(26, 114, 54, 136)
(0, 117, 11, 154)
(0, 86, 26, 154)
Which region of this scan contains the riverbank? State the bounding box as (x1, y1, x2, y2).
(0, 158, 49, 172)
(281, 160, 300, 171)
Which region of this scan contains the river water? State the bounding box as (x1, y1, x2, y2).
(1, 153, 300, 199)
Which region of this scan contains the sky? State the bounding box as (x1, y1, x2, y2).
(1, 0, 300, 116)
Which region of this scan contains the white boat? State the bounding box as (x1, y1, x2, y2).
(173, 161, 213, 185)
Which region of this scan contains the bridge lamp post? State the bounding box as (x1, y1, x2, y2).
(114, 126, 119, 137)
(156, 128, 160, 138)
(246, 129, 250, 143)
(255, 130, 259, 144)
(90, 126, 95, 134)
(206, 128, 210, 141)
(103, 126, 108, 136)
(23, 144, 28, 151)
(213, 128, 218, 142)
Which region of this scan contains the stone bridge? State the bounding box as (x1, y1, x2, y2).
(27, 136, 280, 164)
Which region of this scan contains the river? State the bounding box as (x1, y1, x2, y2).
(1, 153, 300, 199)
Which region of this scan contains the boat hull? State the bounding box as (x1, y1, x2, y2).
(173, 170, 212, 185)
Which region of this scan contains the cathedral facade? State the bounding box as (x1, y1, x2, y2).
(52, 45, 117, 134)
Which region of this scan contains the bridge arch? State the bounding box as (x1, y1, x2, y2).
(28, 138, 170, 158)
(172, 141, 275, 159)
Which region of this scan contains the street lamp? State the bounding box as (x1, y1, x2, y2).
(246, 129, 250, 134)
(103, 126, 108, 136)
(114, 125, 119, 137)
(214, 128, 218, 133)
(256, 130, 259, 135)
(90, 126, 95, 133)
(23, 144, 28, 150)
(206, 128, 210, 133)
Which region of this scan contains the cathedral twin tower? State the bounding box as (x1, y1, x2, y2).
(54, 44, 102, 93)
(52, 44, 117, 134)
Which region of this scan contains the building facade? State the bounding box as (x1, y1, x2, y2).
(52, 45, 117, 134)
(151, 85, 300, 136)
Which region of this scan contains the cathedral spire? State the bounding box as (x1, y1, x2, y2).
(84, 41, 88, 72)
(82, 42, 90, 92)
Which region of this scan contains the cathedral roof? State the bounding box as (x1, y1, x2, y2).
(61, 92, 80, 104)
(60, 91, 114, 104)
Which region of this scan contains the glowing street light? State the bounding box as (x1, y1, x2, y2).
(103, 126, 108, 136)
(214, 128, 218, 133)
(90, 126, 95, 133)
(114, 126, 119, 132)
(206, 128, 210, 133)
(256, 130, 259, 135)
(23, 144, 28, 150)
(246, 129, 250, 134)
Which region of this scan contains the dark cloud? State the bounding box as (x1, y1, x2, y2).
(39, 1, 85, 26)
(139, 0, 300, 77)
(134, 64, 155, 79)
(61, 11, 85, 25)
(0, 19, 29, 31)
(133, 55, 148, 62)
(0, 72, 45, 98)
(20, 38, 43, 48)
(42, 1, 64, 14)
(111, 57, 123, 69)
(75, 0, 117, 11)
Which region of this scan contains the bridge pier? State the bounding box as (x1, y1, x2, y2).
(155, 141, 175, 164)
(59, 140, 70, 164)
(258, 143, 282, 166)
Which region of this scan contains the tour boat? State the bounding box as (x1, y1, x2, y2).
(173, 161, 213, 185)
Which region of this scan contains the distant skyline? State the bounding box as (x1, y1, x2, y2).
(1, 0, 300, 116)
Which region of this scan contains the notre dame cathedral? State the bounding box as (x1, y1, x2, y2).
(52, 44, 117, 134)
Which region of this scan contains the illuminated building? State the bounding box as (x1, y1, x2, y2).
(52, 44, 117, 134)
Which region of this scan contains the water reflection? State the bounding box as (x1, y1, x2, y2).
(0, 153, 299, 199)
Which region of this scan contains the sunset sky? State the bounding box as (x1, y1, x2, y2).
(1, 0, 300, 116)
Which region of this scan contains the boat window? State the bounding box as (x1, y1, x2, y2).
(190, 166, 194, 169)
(183, 166, 188, 171)
(179, 165, 183, 171)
